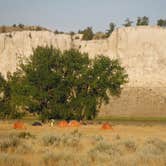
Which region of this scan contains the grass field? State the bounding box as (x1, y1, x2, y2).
(0, 120, 166, 166)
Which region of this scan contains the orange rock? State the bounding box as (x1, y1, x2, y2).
(57, 120, 68, 127)
(13, 121, 26, 129)
(68, 120, 80, 127)
(101, 123, 113, 130)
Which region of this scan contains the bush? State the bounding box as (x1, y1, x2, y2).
(0, 153, 30, 166)
(89, 140, 121, 157)
(136, 16, 149, 26)
(157, 19, 166, 27)
(0, 136, 20, 152)
(42, 134, 60, 146)
(42, 151, 74, 166)
(17, 132, 35, 139)
(18, 24, 24, 29)
(42, 130, 81, 147)
(15, 143, 33, 154)
(93, 32, 107, 39)
(12, 24, 17, 27)
(36, 26, 42, 31)
(82, 27, 93, 40)
(106, 22, 116, 37)
(61, 130, 81, 147)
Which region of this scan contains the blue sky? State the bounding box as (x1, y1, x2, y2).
(0, 0, 166, 32)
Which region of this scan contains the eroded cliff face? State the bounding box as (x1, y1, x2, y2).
(0, 26, 166, 116)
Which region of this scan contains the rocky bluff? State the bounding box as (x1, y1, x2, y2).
(0, 26, 166, 117)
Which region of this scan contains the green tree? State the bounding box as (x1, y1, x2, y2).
(0, 73, 10, 119)
(82, 27, 94, 40)
(12, 24, 17, 28)
(123, 18, 133, 27)
(136, 16, 149, 26)
(18, 24, 24, 29)
(157, 19, 166, 27)
(0, 73, 22, 119)
(106, 22, 116, 37)
(10, 46, 128, 121)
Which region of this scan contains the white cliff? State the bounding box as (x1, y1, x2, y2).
(0, 26, 166, 116)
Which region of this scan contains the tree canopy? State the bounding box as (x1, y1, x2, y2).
(157, 19, 166, 27)
(106, 22, 116, 37)
(123, 18, 133, 27)
(82, 27, 94, 40)
(136, 16, 149, 26)
(3, 47, 128, 120)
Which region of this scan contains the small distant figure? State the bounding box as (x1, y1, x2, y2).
(50, 119, 55, 127)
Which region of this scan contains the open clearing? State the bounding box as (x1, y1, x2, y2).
(0, 121, 166, 166)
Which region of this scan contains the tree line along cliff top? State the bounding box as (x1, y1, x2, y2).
(0, 17, 166, 40)
(0, 24, 50, 33)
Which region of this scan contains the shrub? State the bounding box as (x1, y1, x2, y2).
(106, 22, 116, 37)
(157, 19, 166, 27)
(18, 24, 24, 29)
(82, 27, 93, 40)
(17, 132, 35, 139)
(89, 140, 121, 157)
(36, 26, 42, 31)
(42, 134, 60, 146)
(42, 151, 74, 166)
(61, 130, 81, 147)
(16, 143, 33, 154)
(136, 16, 149, 26)
(0, 153, 30, 166)
(118, 139, 137, 152)
(93, 32, 107, 39)
(75, 36, 80, 40)
(12, 24, 17, 27)
(138, 137, 166, 155)
(0, 136, 20, 152)
(123, 18, 133, 27)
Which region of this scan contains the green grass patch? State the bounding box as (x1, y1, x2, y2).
(95, 116, 166, 122)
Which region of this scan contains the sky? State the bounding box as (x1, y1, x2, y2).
(0, 0, 166, 32)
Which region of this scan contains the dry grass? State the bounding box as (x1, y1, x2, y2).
(0, 122, 166, 166)
(0, 153, 30, 166)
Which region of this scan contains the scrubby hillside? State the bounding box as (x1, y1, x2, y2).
(0, 26, 166, 117)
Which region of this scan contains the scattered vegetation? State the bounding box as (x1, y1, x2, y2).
(42, 130, 81, 147)
(0, 24, 49, 33)
(17, 132, 35, 139)
(106, 22, 116, 37)
(0, 135, 20, 152)
(136, 16, 149, 26)
(123, 18, 133, 27)
(157, 19, 166, 27)
(0, 128, 165, 166)
(81, 27, 94, 40)
(0, 153, 30, 166)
